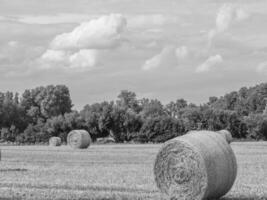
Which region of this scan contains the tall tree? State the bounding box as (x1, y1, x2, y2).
(117, 90, 140, 112)
(140, 99, 165, 118)
(20, 85, 72, 122)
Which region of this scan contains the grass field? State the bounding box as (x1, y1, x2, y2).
(0, 142, 267, 200)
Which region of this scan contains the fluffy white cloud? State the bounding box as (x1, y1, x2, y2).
(256, 61, 267, 74)
(142, 47, 174, 71)
(209, 4, 249, 41)
(41, 49, 67, 62)
(217, 4, 236, 32)
(142, 53, 162, 71)
(196, 55, 223, 73)
(40, 14, 127, 71)
(142, 45, 188, 71)
(40, 49, 98, 70)
(50, 14, 127, 50)
(69, 49, 98, 69)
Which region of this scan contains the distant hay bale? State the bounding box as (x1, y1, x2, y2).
(154, 130, 237, 200)
(67, 130, 91, 149)
(217, 129, 233, 143)
(49, 137, 61, 146)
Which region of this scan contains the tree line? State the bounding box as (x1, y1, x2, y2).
(0, 83, 267, 144)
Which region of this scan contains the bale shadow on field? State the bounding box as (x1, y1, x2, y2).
(0, 168, 28, 172)
(44, 198, 151, 200)
(221, 197, 267, 200)
(0, 182, 157, 194)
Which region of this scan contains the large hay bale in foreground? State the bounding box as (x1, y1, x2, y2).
(67, 130, 91, 149)
(49, 137, 61, 146)
(154, 130, 237, 200)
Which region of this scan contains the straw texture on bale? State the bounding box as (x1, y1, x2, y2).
(154, 130, 237, 200)
(67, 130, 91, 149)
(49, 137, 61, 146)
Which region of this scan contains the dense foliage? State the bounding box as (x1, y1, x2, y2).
(0, 83, 267, 144)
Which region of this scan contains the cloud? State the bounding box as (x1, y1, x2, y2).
(0, 40, 49, 78)
(1, 13, 179, 29)
(256, 61, 267, 74)
(216, 4, 237, 32)
(40, 14, 128, 71)
(127, 14, 179, 29)
(17, 14, 96, 25)
(50, 14, 127, 50)
(69, 49, 98, 69)
(175, 46, 188, 59)
(196, 55, 223, 73)
(208, 4, 249, 42)
(0, 41, 44, 65)
(41, 49, 67, 63)
(0, 14, 93, 24)
(8, 41, 19, 47)
(145, 41, 159, 48)
(142, 53, 163, 71)
(40, 49, 98, 70)
(142, 45, 188, 71)
(142, 46, 174, 71)
(236, 8, 250, 21)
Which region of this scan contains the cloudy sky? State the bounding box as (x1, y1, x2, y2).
(0, 0, 267, 109)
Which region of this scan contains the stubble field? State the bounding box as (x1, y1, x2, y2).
(0, 142, 267, 200)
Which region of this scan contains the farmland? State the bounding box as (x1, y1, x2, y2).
(0, 142, 267, 200)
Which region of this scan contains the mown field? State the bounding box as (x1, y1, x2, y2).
(0, 142, 267, 200)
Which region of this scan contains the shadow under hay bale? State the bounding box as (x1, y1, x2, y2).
(154, 130, 237, 200)
(49, 137, 61, 146)
(221, 197, 266, 200)
(67, 130, 91, 149)
(0, 168, 28, 172)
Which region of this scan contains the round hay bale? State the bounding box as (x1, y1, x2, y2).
(49, 137, 61, 146)
(217, 129, 233, 143)
(67, 130, 91, 149)
(154, 130, 237, 200)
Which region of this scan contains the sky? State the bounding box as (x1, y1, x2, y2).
(0, 0, 267, 110)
